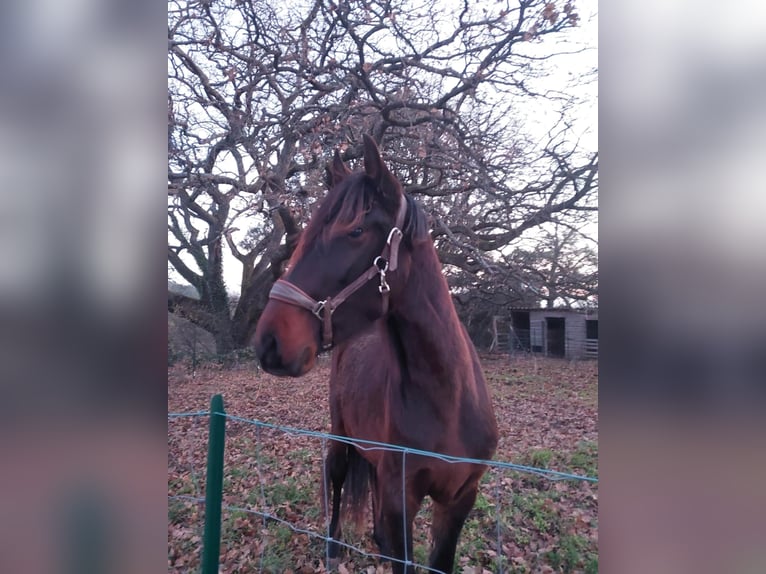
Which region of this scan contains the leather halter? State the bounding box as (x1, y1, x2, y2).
(268, 196, 407, 351)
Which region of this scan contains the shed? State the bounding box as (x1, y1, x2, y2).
(491, 307, 598, 360)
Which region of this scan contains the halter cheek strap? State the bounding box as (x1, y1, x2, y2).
(268, 196, 407, 351)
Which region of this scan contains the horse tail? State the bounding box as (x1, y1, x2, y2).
(343, 446, 372, 529)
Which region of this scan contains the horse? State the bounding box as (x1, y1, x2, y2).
(253, 134, 498, 573)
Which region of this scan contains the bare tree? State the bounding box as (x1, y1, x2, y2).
(506, 223, 598, 307)
(168, 0, 597, 352)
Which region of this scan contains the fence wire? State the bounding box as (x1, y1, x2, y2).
(168, 409, 598, 573)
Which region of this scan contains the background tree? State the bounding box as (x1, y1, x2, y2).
(506, 223, 598, 308)
(168, 0, 598, 353)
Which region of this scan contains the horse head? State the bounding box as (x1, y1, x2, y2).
(254, 135, 425, 376)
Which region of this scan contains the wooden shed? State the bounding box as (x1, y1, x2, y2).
(491, 307, 598, 360)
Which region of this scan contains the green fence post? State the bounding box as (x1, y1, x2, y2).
(201, 394, 226, 574)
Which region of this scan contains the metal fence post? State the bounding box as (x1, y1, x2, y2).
(201, 394, 226, 574)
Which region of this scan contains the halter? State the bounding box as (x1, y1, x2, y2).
(268, 196, 407, 351)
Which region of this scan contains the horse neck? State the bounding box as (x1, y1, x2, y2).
(391, 240, 472, 377)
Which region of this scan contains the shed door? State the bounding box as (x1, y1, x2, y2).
(546, 317, 566, 357)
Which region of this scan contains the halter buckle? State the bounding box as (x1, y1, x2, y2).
(313, 300, 327, 319)
(373, 256, 390, 293)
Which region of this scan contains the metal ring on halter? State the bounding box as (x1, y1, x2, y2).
(373, 256, 389, 272)
(313, 300, 327, 319)
(386, 227, 402, 245)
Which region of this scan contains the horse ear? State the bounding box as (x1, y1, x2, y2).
(325, 150, 351, 188)
(363, 134, 401, 202)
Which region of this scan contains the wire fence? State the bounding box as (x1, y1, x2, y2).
(168, 403, 598, 573)
(489, 318, 599, 361)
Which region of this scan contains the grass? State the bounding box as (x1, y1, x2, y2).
(221, 508, 251, 546)
(169, 442, 598, 573)
(448, 443, 598, 573)
(259, 523, 295, 572)
(569, 440, 598, 476)
(168, 498, 196, 526)
(168, 357, 598, 573)
(168, 475, 196, 496)
(287, 447, 314, 463)
(512, 491, 559, 534)
(544, 533, 598, 574)
(268, 476, 315, 508)
(525, 448, 555, 469)
(517, 442, 598, 481)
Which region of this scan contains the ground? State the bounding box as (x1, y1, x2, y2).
(168, 354, 598, 573)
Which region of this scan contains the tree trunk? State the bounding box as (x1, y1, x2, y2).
(213, 325, 236, 355)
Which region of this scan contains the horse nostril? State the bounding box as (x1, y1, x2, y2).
(256, 329, 313, 376)
(257, 332, 282, 370)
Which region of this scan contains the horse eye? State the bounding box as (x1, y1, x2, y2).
(348, 227, 364, 238)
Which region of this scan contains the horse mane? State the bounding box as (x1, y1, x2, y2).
(289, 172, 430, 267)
(401, 194, 430, 245)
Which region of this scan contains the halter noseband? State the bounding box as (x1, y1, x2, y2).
(268, 197, 407, 351)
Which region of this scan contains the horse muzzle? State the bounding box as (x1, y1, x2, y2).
(253, 303, 318, 376)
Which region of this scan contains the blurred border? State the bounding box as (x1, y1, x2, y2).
(601, 1, 766, 572)
(0, 0, 167, 572)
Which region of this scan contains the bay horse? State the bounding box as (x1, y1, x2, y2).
(253, 135, 498, 573)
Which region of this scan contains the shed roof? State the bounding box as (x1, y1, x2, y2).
(507, 306, 598, 313)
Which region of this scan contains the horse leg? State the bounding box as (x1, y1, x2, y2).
(324, 441, 347, 559)
(428, 480, 479, 573)
(378, 478, 425, 574)
(370, 467, 388, 555)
